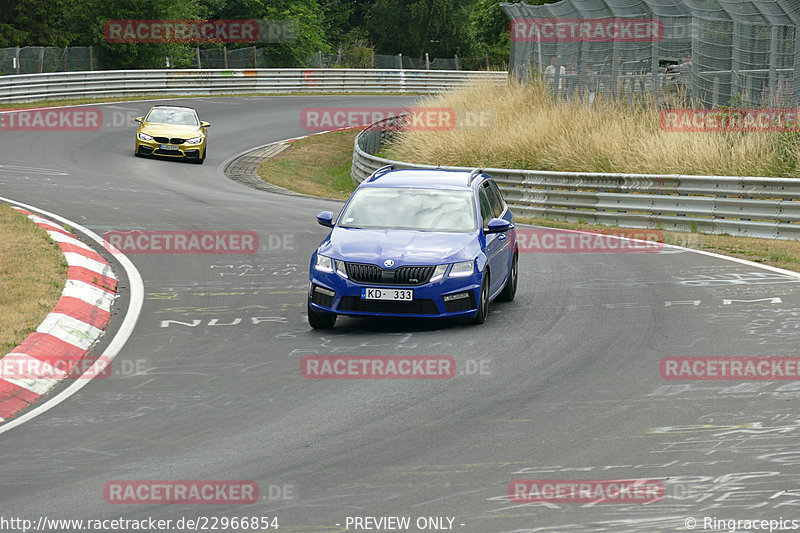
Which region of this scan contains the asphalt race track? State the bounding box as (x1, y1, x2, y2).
(2, 95, 800, 532)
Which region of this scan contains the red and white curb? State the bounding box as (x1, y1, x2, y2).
(0, 207, 117, 420)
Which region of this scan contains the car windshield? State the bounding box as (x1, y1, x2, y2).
(146, 109, 199, 126)
(339, 187, 476, 232)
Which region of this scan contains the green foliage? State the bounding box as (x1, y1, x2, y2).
(1, 0, 566, 69)
(366, 0, 473, 57)
(0, 0, 74, 46)
(336, 38, 375, 68)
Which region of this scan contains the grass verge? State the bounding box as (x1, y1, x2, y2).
(0, 205, 67, 354)
(384, 79, 800, 178)
(256, 129, 360, 200)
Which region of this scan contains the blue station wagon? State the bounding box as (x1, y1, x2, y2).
(307, 167, 518, 328)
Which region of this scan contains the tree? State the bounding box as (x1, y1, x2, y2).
(62, 0, 202, 69)
(0, 0, 74, 47)
(366, 0, 475, 58)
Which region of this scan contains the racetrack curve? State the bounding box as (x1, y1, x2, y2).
(2, 95, 800, 533)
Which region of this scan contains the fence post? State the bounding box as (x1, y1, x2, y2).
(223, 46, 228, 68)
(454, 53, 460, 70)
(397, 53, 402, 69)
(712, 75, 719, 107)
(253, 46, 257, 68)
(63, 46, 68, 71)
(15, 46, 20, 74)
(38, 46, 44, 73)
(485, 53, 490, 71)
(317, 50, 322, 68)
(89, 46, 94, 71)
(196, 47, 201, 69)
(425, 52, 430, 70)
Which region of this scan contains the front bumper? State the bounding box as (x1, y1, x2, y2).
(136, 138, 204, 159)
(308, 268, 482, 319)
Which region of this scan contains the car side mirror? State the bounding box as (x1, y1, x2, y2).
(485, 217, 513, 234)
(316, 211, 335, 227)
(200, 121, 211, 128)
(134, 116, 144, 123)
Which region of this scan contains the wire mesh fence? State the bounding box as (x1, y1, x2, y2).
(304, 51, 504, 71)
(501, 0, 800, 108)
(0, 46, 502, 75)
(0, 46, 97, 75)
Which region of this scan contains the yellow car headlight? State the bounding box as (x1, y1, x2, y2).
(138, 132, 153, 141)
(185, 136, 203, 145)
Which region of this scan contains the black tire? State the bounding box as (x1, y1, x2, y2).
(497, 252, 518, 302)
(308, 302, 336, 329)
(472, 271, 489, 324)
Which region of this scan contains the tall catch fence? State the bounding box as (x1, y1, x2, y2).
(501, 0, 800, 108)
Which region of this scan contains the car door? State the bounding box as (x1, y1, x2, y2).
(479, 183, 510, 296)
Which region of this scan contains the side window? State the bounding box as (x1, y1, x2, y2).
(478, 187, 493, 228)
(487, 181, 506, 217)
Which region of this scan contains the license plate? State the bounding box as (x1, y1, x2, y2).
(362, 288, 413, 301)
(159, 144, 180, 150)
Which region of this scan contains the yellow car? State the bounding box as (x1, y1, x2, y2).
(134, 106, 210, 164)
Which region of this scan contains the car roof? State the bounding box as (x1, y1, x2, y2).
(361, 168, 486, 190)
(148, 105, 197, 112)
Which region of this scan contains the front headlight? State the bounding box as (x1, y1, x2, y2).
(335, 260, 348, 278)
(315, 254, 334, 273)
(429, 264, 448, 282)
(185, 136, 203, 145)
(137, 132, 153, 141)
(449, 260, 474, 277)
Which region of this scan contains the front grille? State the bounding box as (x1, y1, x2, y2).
(170, 137, 186, 144)
(443, 292, 476, 313)
(395, 266, 435, 284)
(345, 262, 434, 285)
(346, 263, 382, 283)
(153, 136, 170, 143)
(311, 287, 334, 308)
(153, 149, 183, 156)
(337, 296, 438, 315)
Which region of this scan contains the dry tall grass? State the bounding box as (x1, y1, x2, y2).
(386, 79, 800, 177)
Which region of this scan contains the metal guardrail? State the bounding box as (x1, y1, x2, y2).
(0, 68, 507, 103)
(352, 116, 800, 241)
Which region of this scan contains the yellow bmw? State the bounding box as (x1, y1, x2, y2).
(134, 106, 210, 164)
